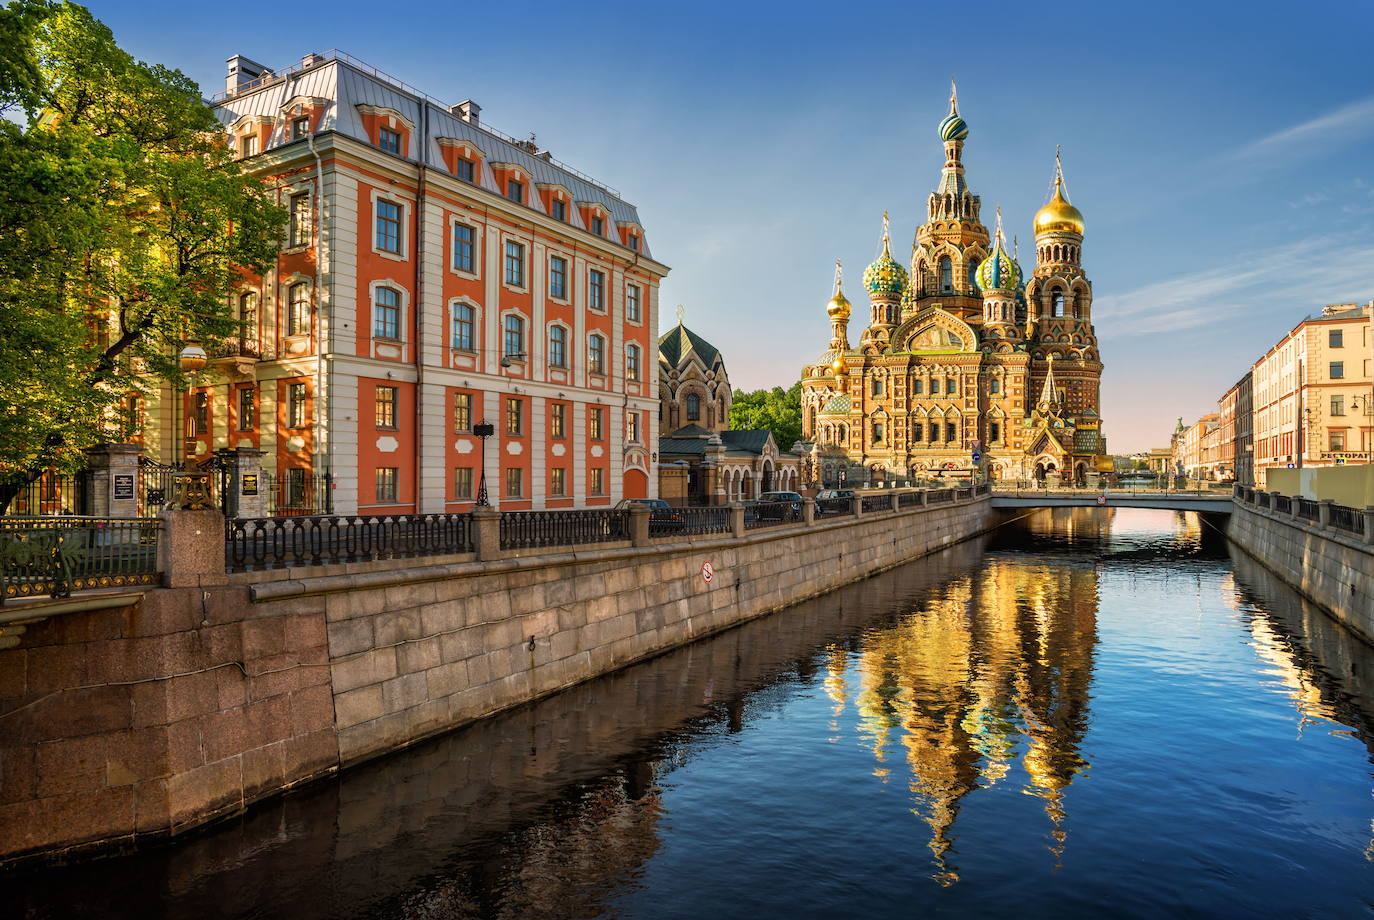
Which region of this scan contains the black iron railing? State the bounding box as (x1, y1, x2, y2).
(1258, 492, 1272, 509)
(860, 493, 891, 513)
(653, 506, 729, 538)
(226, 513, 473, 572)
(264, 471, 334, 517)
(499, 509, 630, 550)
(926, 489, 954, 504)
(1, 517, 160, 602)
(744, 502, 797, 529)
(1, 471, 92, 517)
(955, 487, 973, 501)
(1273, 495, 1291, 513)
(1297, 499, 1320, 521)
(1330, 504, 1361, 534)
(897, 491, 924, 508)
(815, 496, 851, 517)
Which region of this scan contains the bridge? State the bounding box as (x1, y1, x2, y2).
(990, 487, 1233, 514)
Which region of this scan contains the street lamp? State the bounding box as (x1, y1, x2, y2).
(500, 351, 528, 369)
(178, 340, 208, 463)
(472, 421, 495, 507)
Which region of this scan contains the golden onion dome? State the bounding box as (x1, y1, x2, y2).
(831, 355, 847, 375)
(1035, 151, 1084, 236)
(827, 290, 852, 321)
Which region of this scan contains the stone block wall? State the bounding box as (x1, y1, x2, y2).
(1228, 502, 1374, 641)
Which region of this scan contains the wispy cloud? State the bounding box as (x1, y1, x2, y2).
(1096, 236, 1374, 339)
(1230, 95, 1374, 162)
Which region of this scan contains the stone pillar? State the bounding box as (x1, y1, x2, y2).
(851, 494, 863, 517)
(802, 497, 815, 526)
(158, 508, 228, 588)
(1363, 507, 1374, 544)
(630, 504, 651, 546)
(729, 502, 745, 538)
(472, 508, 502, 562)
(1319, 499, 1334, 530)
(83, 443, 143, 519)
(218, 447, 267, 520)
(889, 491, 900, 512)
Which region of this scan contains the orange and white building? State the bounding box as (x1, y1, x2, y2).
(140, 51, 668, 514)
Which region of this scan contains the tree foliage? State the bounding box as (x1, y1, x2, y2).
(0, 1, 283, 507)
(729, 381, 803, 451)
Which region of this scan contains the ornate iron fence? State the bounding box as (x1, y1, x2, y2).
(653, 506, 729, 538)
(1273, 495, 1291, 513)
(226, 513, 473, 572)
(1330, 504, 1361, 534)
(1, 517, 160, 602)
(955, 487, 974, 500)
(897, 491, 924, 508)
(264, 471, 334, 517)
(499, 509, 630, 550)
(1, 471, 92, 517)
(1258, 492, 1272, 509)
(860, 493, 891, 513)
(743, 503, 796, 529)
(926, 489, 954, 504)
(1297, 499, 1320, 521)
(815, 496, 851, 517)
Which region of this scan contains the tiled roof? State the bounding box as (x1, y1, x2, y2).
(658, 323, 721, 369)
(722, 430, 773, 453)
(659, 437, 707, 457)
(820, 394, 852, 414)
(669, 424, 713, 436)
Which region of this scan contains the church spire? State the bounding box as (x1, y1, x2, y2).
(1038, 354, 1060, 409)
(931, 81, 977, 223)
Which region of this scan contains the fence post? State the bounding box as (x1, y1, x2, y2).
(802, 497, 815, 526)
(224, 447, 267, 520)
(630, 505, 651, 546)
(1288, 494, 1302, 523)
(1319, 499, 1334, 531)
(83, 443, 142, 519)
(889, 491, 900, 512)
(158, 508, 228, 588)
(1363, 507, 1374, 544)
(729, 502, 746, 538)
(472, 508, 502, 562)
(851, 494, 863, 517)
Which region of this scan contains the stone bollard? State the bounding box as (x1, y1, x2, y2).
(158, 508, 229, 588)
(889, 491, 900, 512)
(1319, 499, 1334, 531)
(851, 494, 863, 517)
(472, 507, 502, 562)
(629, 504, 651, 546)
(1363, 507, 1374, 545)
(802, 497, 815, 526)
(918, 489, 928, 507)
(729, 502, 746, 538)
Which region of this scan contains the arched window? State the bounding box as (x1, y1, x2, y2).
(589, 334, 606, 375)
(548, 324, 567, 368)
(939, 256, 953, 293)
(238, 292, 258, 351)
(503, 314, 525, 358)
(451, 303, 475, 351)
(374, 287, 401, 339)
(687, 393, 701, 421)
(626, 343, 641, 381)
(1052, 291, 1066, 317)
(967, 258, 979, 292)
(990, 421, 1001, 442)
(872, 422, 884, 445)
(286, 283, 310, 337)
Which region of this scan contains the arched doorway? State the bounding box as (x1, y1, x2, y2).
(761, 461, 774, 493)
(624, 468, 647, 499)
(1034, 460, 1058, 483)
(1074, 462, 1087, 488)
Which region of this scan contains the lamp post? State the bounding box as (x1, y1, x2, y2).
(473, 421, 495, 507)
(178, 340, 208, 464)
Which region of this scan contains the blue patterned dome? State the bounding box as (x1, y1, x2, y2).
(863, 214, 908, 297)
(938, 79, 969, 141)
(975, 208, 1020, 291)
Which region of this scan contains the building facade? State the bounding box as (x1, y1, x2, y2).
(799, 87, 1107, 486)
(137, 51, 668, 513)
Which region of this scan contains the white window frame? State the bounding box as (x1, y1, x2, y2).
(368, 279, 410, 346)
(369, 187, 413, 262)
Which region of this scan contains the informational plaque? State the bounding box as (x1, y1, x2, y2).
(112, 473, 135, 501)
(241, 473, 259, 496)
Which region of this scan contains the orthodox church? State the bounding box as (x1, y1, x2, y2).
(800, 84, 1107, 486)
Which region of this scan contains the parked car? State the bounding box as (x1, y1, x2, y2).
(753, 491, 804, 521)
(614, 498, 685, 534)
(815, 489, 855, 501)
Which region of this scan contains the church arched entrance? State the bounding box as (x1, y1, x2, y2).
(1034, 460, 1058, 483)
(761, 461, 774, 493)
(624, 469, 648, 500)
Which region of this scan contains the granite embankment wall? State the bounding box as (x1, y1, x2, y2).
(1228, 499, 1374, 641)
(0, 495, 993, 865)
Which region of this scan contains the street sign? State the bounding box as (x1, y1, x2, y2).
(1336, 458, 1347, 465)
(1287, 463, 1296, 469)
(701, 561, 714, 583)
(1096, 495, 1107, 506)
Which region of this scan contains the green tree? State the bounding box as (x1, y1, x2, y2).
(0, 1, 284, 511)
(729, 381, 803, 451)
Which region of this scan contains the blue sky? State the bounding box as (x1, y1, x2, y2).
(90, 0, 1374, 452)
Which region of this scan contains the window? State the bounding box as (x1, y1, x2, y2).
(122, 394, 140, 433)
(551, 198, 566, 221)
(549, 325, 568, 368)
(912, 422, 925, 442)
(968, 258, 979, 292)
(687, 393, 701, 421)
(589, 269, 605, 310)
(189, 393, 208, 437)
(238, 292, 258, 349)
(549, 256, 567, 299)
(939, 257, 952, 293)
(948, 379, 958, 395)
(628, 234, 640, 252)
(990, 378, 1000, 394)
(589, 334, 606, 375)
(589, 468, 605, 495)
(288, 383, 307, 428)
(1331, 430, 1347, 451)
(238, 387, 255, 431)
(291, 116, 310, 140)
(506, 178, 523, 203)
(503, 314, 525, 359)
(374, 287, 401, 339)
(628, 412, 641, 443)
(287, 283, 310, 336)
(454, 467, 473, 499)
(627, 343, 641, 381)
(872, 378, 884, 396)
(872, 422, 884, 445)
(375, 385, 398, 429)
(627, 284, 641, 322)
(590, 215, 604, 235)
(451, 303, 475, 351)
(375, 467, 398, 502)
(550, 467, 567, 496)
(453, 392, 472, 431)
(453, 224, 475, 273)
(1052, 291, 1066, 317)
(946, 423, 957, 442)
(1331, 361, 1345, 379)
(590, 407, 605, 440)
(506, 396, 523, 435)
(1330, 329, 1344, 348)
(551, 402, 566, 438)
(1332, 395, 1345, 416)
(287, 468, 306, 507)
(506, 467, 523, 498)
(240, 134, 258, 158)
(375, 199, 401, 253)
(289, 193, 311, 247)
(504, 240, 525, 286)
(456, 157, 475, 182)
(990, 421, 1001, 442)
(378, 127, 401, 154)
(913, 379, 923, 395)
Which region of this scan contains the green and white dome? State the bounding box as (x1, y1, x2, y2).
(863, 212, 908, 297)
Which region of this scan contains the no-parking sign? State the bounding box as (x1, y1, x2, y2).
(701, 561, 715, 583)
(1096, 495, 1107, 506)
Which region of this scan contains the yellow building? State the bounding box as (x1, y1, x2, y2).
(801, 85, 1107, 486)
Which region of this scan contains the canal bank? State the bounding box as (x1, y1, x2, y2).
(0, 493, 994, 866)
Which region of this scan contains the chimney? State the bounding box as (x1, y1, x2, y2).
(301, 52, 324, 68)
(451, 99, 480, 124)
(225, 54, 269, 94)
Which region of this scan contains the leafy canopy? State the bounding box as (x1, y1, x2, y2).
(729, 381, 802, 451)
(0, 1, 283, 498)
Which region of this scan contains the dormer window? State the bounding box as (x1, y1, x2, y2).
(507, 179, 524, 204)
(628, 234, 640, 251)
(590, 215, 604, 236)
(240, 134, 258, 158)
(456, 157, 475, 182)
(291, 116, 310, 140)
(551, 198, 566, 221)
(378, 127, 402, 154)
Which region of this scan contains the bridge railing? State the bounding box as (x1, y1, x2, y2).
(1233, 487, 1373, 543)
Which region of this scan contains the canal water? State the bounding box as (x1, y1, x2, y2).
(12, 508, 1374, 918)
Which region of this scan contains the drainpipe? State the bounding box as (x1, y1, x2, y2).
(308, 130, 329, 489)
(413, 102, 429, 513)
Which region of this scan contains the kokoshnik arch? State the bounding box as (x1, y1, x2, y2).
(799, 83, 1108, 487)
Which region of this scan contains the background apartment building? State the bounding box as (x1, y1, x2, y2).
(138, 52, 668, 514)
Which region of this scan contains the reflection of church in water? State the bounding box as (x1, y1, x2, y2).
(825, 511, 1099, 883)
(799, 83, 1108, 486)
